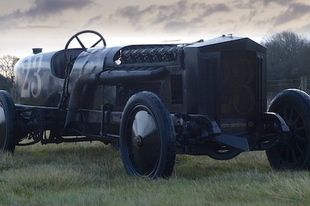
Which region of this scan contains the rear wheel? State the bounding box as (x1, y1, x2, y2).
(267, 89, 310, 170)
(120, 91, 176, 178)
(0, 91, 18, 152)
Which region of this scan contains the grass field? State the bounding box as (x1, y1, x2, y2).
(1, 142, 310, 206)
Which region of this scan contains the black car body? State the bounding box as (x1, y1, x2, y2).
(1, 30, 309, 178)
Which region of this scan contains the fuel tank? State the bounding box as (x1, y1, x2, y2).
(13, 49, 83, 106)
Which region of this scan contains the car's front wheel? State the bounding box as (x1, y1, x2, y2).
(120, 91, 176, 179)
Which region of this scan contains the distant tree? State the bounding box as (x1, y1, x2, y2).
(0, 74, 13, 91)
(261, 31, 310, 80)
(0, 55, 19, 91)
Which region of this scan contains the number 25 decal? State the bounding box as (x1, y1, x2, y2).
(21, 55, 43, 98)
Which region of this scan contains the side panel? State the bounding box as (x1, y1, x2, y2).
(184, 48, 221, 116)
(13, 53, 64, 106)
(69, 49, 110, 110)
(199, 53, 221, 120)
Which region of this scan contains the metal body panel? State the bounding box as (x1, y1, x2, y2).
(13, 51, 64, 106)
(12, 32, 273, 154)
(183, 37, 267, 149)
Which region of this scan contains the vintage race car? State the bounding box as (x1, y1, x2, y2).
(1, 30, 310, 178)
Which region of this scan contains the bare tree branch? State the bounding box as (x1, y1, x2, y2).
(0, 55, 19, 90)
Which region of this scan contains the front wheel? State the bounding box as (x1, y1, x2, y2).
(266, 89, 310, 170)
(120, 91, 176, 178)
(0, 91, 18, 152)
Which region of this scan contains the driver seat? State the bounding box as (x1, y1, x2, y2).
(51, 49, 83, 79)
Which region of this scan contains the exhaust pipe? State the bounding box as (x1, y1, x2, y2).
(65, 66, 169, 127)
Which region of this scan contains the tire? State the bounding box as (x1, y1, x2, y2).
(120, 91, 176, 178)
(0, 90, 17, 152)
(266, 89, 310, 170)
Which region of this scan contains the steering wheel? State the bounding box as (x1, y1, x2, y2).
(64, 30, 106, 62)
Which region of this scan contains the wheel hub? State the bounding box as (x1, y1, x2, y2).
(133, 135, 143, 148)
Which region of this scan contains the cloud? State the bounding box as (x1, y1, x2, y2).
(195, 3, 231, 17)
(249, 0, 294, 6)
(114, 5, 157, 25)
(152, 1, 188, 24)
(274, 3, 310, 26)
(296, 23, 310, 36)
(25, 0, 93, 19)
(0, 0, 93, 30)
(263, 0, 294, 5)
(112, 0, 232, 33)
(163, 18, 203, 33)
(86, 15, 103, 26)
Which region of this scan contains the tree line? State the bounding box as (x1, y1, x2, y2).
(0, 31, 309, 93)
(260, 31, 310, 94)
(0, 55, 19, 91)
(261, 31, 310, 81)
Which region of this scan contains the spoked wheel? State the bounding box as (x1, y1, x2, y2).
(120, 91, 176, 178)
(64, 30, 106, 61)
(267, 89, 310, 170)
(0, 91, 18, 152)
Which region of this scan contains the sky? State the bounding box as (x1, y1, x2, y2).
(0, 0, 310, 57)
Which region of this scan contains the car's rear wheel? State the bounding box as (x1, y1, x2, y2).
(0, 91, 18, 152)
(120, 91, 176, 178)
(267, 89, 310, 170)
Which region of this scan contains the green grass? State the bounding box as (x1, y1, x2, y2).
(1, 142, 310, 206)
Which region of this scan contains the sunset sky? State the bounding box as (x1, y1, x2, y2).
(0, 0, 310, 57)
